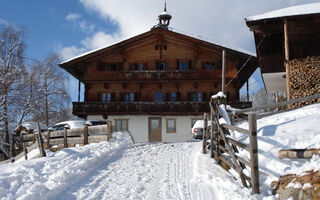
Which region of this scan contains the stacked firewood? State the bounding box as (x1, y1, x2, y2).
(289, 56, 320, 108)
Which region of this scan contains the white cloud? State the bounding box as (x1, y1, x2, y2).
(60, 45, 86, 61)
(81, 31, 121, 50)
(77, 0, 319, 52)
(79, 20, 95, 33)
(65, 13, 81, 21)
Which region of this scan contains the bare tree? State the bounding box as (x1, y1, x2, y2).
(31, 54, 70, 126)
(0, 25, 25, 144)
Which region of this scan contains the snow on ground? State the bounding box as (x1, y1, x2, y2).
(235, 103, 320, 196)
(0, 103, 319, 199)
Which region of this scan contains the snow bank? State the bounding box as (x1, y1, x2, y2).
(246, 2, 320, 21)
(0, 132, 132, 200)
(234, 103, 320, 197)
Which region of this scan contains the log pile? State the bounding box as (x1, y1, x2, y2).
(289, 56, 320, 108)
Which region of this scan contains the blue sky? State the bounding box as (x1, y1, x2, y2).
(1, 0, 318, 102)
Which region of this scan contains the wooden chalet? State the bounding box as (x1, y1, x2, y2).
(60, 5, 258, 142)
(246, 3, 320, 100)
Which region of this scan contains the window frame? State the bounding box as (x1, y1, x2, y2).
(114, 119, 129, 132)
(166, 118, 176, 133)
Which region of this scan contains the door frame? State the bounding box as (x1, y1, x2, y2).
(148, 117, 162, 142)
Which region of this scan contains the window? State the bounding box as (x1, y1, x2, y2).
(115, 119, 128, 131)
(166, 119, 176, 133)
(101, 93, 111, 102)
(179, 62, 189, 70)
(97, 62, 106, 71)
(101, 93, 107, 102)
(192, 92, 202, 102)
(171, 92, 176, 102)
(164, 45, 167, 50)
(197, 92, 202, 102)
(129, 93, 135, 102)
(134, 63, 143, 71)
(206, 62, 215, 70)
(151, 119, 160, 130)
(155, 92, 163, 102)
(124, 93, 129, 102)
(156, 62, 166, 70)
(192, 93, 197, 102)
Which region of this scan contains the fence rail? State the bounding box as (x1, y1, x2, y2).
(204, 98, 260, 194)
(11, 122, 111, 163)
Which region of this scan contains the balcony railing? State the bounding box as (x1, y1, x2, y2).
(73, 101, 210, 116)
(85, 70, 223, 82)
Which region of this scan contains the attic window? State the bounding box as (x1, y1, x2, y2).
(155, 45, 159, 50)
(164, 45, 167, 50)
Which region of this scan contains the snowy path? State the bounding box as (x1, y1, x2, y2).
(56, 141, 250, 200)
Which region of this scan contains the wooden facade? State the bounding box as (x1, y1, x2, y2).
(60, 27, 257, 119)
(246, 11, 320, 95)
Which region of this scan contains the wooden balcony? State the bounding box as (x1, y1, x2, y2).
(85, 70, 223, 82)
(73, 101, 210, 117)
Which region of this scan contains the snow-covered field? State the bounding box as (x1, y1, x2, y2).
(0, 103, 319, 200)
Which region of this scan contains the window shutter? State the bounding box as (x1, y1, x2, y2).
(134, 92, 140, 101)
(119, 93, 123, 102)
(176, 59, 179, 70)
(111, 92, 116, 101)
(143, 63, 148, 70)
(177, 92, 181, 101)
(187, 92, 192, 101)
(202, 92, 207, 101)
(129, 63, 133, 70)
(166, 92, 170, 101)
(201, 62, 205, 70)
(189, 59, 192, 70)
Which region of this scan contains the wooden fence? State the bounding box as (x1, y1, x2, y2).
(204, 93, 320, 194)
(12, 122, 111, 162)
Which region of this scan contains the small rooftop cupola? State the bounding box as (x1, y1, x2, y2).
(157, 1, 172, 29)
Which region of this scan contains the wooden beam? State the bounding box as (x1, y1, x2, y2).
(284, 18, 291, 100)
(78, 80, 81, 102)
(278, 148, 320, 159)
(222, 50, 226, 94)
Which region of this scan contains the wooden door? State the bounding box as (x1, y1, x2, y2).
(148, 117, 162, 142)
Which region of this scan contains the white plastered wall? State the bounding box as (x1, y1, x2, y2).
(87, 115, 202, 143)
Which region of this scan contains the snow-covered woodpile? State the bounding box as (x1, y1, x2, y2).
(289, 56, 320, 107)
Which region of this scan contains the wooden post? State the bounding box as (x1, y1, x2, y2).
(78, 80, 81, 102)
(278, 148, 320, 159)
(32, 130, 36, 144)
(211, 120, 218, 159)
(36, 123, 46, 157)
(202, 113, 208, 154)
(83, 124, 89, 145)
(222, 50, 226, 94)
(64, 127, 68, 148)
(248, 113, 259, 194)
(246, 80, 249, 102)
(107, 122, 111, 141)
(23, 143, 28, 160)
(284, 18, 290, 101)
(46, 130, 51, 148)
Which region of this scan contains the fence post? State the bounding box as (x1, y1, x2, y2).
(202, 113, 208, 154)
(64, 126, 68, 148)
(23, 142, 28, 160)
(107, 122, 111, 141)
(36, 123, 46, 157)
(46, 129, 51, 148)
(248, 113, 260, 194)
(83, 124, 89, 145)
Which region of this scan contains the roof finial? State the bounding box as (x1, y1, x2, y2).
(164, 0, 167, 12)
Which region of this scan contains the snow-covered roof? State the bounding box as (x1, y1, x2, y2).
(60, 28, 255, 65)
(246, 2, 320, 22)
(15, 122, 48, 132)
